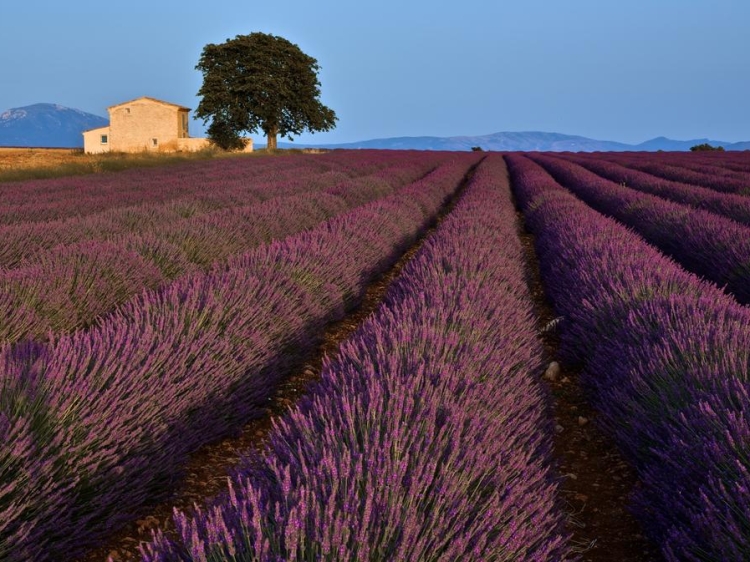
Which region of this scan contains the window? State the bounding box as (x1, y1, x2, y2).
(125, 108, 131, 114)
(100, 134, 108, 144)
(152, 138, 158, 147)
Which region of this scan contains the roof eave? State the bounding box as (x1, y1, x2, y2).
(107, 96, 191, 111)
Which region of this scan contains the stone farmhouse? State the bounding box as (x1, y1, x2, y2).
(82, 96, 252, 154)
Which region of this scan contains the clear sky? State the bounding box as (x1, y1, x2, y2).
(2, 0, 749, 144)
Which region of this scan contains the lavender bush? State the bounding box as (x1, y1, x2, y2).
(527, 153, 750, 304)
(0, 152, 455, 344)
(0, 150, 443, 226)
(0, 154, 478, 560)
(560, 152, 750, 226)
(507, 153, 750, 561)
(595, 151, 750, 195)
(141, 155, 573, 562)
(0, 150, 444, 268)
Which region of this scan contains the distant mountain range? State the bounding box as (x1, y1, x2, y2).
(279, 131, 750, 152)
(0, 103, 107, 148)
(2, 103, 749, 152)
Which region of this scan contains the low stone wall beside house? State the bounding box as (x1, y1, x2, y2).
(176, 137, 212, 152)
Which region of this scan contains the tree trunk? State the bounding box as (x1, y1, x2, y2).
(266, 127, 278, 150)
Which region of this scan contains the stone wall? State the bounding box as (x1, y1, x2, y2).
(109, 99, 185, 152)
(82, 126, 111, 154)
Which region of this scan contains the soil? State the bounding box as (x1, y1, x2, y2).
(515, 208, 663, 562)
(77, 163, 480, 562)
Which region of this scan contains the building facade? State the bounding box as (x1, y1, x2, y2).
(83, 97, 252, 154)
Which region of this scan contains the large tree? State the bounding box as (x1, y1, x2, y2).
(195, 32, 337, 150)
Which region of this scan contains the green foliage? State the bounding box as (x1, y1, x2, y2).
(690, 143, 725, 152)
(471, 146, 484, 152)
(206, 118, 249, 151)
(195, 32, 337, 150)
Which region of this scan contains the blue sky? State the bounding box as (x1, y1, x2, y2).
(2, 0, 749, 144)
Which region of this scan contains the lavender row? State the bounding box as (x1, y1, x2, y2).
(526, 153, 750, 304)
(0, 150, 445, 227)
(620, 151, 750, 191)
(0, 150, 381, 223)
(0, 193, 342, 344)
(0, 155, 478, 561)
(141, 155, 572, 562)
(594, 152, 750, 196)
(557, 153, 750, 226)
(0, 150, 442, 265)
(0, 153, 323, 225)
(507, 153, 750, 561)
(0, 154, 450, 344)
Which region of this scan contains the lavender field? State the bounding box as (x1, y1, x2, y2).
(1, 149, 750, 561)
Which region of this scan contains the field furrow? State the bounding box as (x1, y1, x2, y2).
(0, 153, 451, 345)
(0, 151, 442, 267)
(140, 154, 573, 561)
(526, 153, 750, 304)
(0, 151, 444, 225)
(508, 152, 750, 561)
(591, 152, 750, 195)
(0, 153, 478, 560)
(559, 152, 750, 226)
(4, 148, 750, 562)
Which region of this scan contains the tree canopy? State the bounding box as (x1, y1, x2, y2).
(195, 33, 337, 150)
(690, 143, 725, 152)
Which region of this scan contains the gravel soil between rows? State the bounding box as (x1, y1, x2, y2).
(514, 201, 664, 562)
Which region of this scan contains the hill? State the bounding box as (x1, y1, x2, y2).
(0, 103, 108, 148)
(278, 131, 750, 152)
(3, 104, 748, 152)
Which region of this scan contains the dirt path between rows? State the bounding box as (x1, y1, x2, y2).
(78, 162, 481, 562)
(514, 203, 663, 561)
